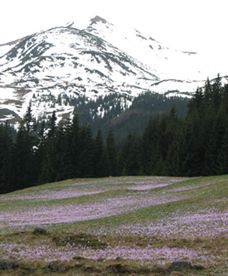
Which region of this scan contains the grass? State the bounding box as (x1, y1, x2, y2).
(0, 175, 227, 275)
(47, 175, 227, 231)
(0, 189, 132, 212)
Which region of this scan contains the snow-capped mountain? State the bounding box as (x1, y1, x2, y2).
(0, 16, 216, 122)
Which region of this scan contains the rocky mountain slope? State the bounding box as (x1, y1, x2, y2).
(0, 16, 215, 122)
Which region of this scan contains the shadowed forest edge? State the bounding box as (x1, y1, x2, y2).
(0, 76, 227, 193)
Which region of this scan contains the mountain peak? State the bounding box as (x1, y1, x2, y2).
(90, 15, 108, 25)
(0, 18, 207, 123)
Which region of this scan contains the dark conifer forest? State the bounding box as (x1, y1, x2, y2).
(0, 76, 227, 193)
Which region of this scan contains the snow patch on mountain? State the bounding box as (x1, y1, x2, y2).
(0, 16, 218, 122)
(86, 16, 206, 81)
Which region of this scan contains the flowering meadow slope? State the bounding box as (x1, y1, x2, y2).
(0, 175, 227, 275)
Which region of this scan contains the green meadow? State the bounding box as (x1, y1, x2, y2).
(0, 175, 227, 275)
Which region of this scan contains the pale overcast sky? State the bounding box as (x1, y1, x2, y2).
(0, 0, 228, 55)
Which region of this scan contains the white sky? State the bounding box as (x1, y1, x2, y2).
(0, 0, 228, 56)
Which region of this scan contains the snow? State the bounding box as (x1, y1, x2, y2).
(0, 18, 223, 121)
(0, 87, 17, 101)
(0, 44, 13, 57)
(86, 21, 207, 80)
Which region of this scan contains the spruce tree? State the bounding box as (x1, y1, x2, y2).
(71, 114, 80, 177)
(0, 123, 13, 192)
(106, 130, 118, 176)
(78, 126, 94, 177)
(93, 129, 106, 177)
(40, 111, 58, 182)
(11, 123, 34, 189)
(122, 134, 141, 175)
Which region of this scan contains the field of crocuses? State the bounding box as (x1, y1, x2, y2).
(0, 175, 227, 275)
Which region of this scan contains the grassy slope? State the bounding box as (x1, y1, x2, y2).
(0, 175, 227, 275)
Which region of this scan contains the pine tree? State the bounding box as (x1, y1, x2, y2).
(106, 130, 118, 176)
(40, 112, 58, 182)
(24, 102, 33, 133)
(122, 134, 142, 175)
(212, 74, 222, 109)
(34, 120, 46, 183)
(56, 118, 75, 180)
(48, 111, 57, 138)
(11, 122, 35, 189)
(93, 129, 106, 177)
(71, 114, 81, 177)
(165, 123, 185, 176)
(78, 126, 94, 177)
(0, 123, 13, 192)
(216, 125, 228, 174)
(142, 118, 160, 175)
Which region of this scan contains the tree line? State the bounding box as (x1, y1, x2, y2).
(0, 107, 123, 193)
(0, 76, 228, 193)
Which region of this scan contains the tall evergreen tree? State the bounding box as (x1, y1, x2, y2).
(78, 126, 94, 177)
(106, 130, 118, 176)
(122, 134, 142, 175)
(0, 123, 13, 192)
(11, 122, 35, 189)
(93, 129, 106, 177)
(40, 111, 58, 182)
(71, 114, 81, 177)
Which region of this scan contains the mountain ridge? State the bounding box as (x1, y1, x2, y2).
(0, 16, 219, 123)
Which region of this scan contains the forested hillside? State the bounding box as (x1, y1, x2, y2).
(76, 92, 188, 142)
(0, 76, 227, 193)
